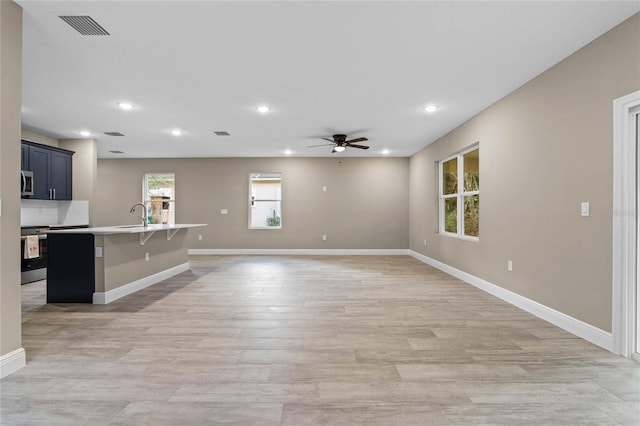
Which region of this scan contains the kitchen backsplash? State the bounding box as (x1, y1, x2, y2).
(21, 199, 89, 227)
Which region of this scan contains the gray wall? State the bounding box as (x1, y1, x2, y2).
(21, 129, 58, 147)
(95, 232, 188, 293)
(409, 13, 640, 332)
(59, 138, 98, 221)
(96, 157, 410, 250)
(0, 0, 22, 360)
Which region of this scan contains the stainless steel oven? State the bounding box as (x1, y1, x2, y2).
(21, 226, 48, 284)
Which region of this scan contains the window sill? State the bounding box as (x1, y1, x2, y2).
(437, 232, 479, 242)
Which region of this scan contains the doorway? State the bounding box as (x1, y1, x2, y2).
(612, 91, 640, 359)
(635, 107, 640, 360)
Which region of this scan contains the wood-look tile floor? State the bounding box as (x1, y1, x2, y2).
(2, 255, 639, 425)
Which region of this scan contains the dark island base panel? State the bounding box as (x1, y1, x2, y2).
(47, 233, 95, 303)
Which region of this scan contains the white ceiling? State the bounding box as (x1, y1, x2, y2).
(17, 1, 639, 159)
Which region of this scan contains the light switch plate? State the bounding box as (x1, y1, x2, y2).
(95, 247, 103, 257)
(581, 202, 590, 217)
(221, 209, 228, 215)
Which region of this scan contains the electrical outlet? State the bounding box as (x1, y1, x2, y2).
(507, 260, 513, 272)
(95, 247, 103, 257)
(322, 234, 327, 241)
(198, 235, 203, 241)
(145, 252, 149, 261)
(423, 239, 427, 246)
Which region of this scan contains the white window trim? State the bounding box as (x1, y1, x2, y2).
(143, 172, 176, 225)
(249, 172, 282, 230)
(438, 144, 479, 241)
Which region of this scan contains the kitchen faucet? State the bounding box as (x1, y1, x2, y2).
(129, 203, 148, 227)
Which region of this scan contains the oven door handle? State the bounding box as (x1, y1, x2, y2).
(21, 235, 47, 240)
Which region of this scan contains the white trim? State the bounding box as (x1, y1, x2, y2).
(0, 347, 26, 379)
(92, 262, 190, 304)
(189, 248, 409, 256)
(438, 143, 480, 238)
(409, 250, 613, 351)
(612, 90, 640, 357)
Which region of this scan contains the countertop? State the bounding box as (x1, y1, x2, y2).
(47, 223, 207, 235)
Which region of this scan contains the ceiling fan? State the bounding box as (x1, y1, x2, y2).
(308, 134, 369, 153)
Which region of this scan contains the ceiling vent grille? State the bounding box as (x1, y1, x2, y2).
(214, 131, 230, 136)
(104, 131, 125, 137)
(59, 16, 110, 36)
(109, 150, 124, 154)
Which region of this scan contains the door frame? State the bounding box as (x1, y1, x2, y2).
(612, 90, 640, 358)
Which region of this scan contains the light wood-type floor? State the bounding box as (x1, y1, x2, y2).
(2, 255, 639, 425)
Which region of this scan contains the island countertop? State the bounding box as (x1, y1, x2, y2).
(47, 223, 206, 304)
(47, 223, 207, 235)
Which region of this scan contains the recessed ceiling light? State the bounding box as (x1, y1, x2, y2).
(424, 104, 439, 113)
(117, 102, 134, 110)
(284, 149, 292, 155)
(256, 105, 271, 113)
(382, 149, 390, 155)
(171, 128, 182, 136)
(79, 130, 91, 137)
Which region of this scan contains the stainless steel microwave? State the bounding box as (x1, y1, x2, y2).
(21, 170, 34, 196)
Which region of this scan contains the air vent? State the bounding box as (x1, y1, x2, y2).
(104, 132, 125, 137)
(214, 131, 230, 136)
(59, 16, 110, 36)
(109, 150, 124, 154)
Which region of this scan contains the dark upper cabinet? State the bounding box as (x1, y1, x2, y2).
(49, 150, 73, 200)
(21, 143, 28, 170)
(21, 141, 74, 200)
(28, 145, 51, 199)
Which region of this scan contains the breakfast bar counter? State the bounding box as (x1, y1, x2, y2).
(47, 224, 206, 304)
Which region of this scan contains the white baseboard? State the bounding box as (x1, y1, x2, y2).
(0, 347, 26, 379)
(408, 250, 613, 352)
(92, 262, 190, 304)
(189, 248, 409, 256)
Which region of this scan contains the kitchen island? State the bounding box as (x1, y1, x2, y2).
(47, 224, 206, 304)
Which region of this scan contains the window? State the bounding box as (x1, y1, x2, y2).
(249, 173, 282, 229)
(143, 173, 175, 224)
(439, 145, 479, 239)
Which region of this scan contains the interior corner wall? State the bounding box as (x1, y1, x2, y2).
(95, 157, 409, 250)
(409, 12, 640, 333)
(0, 0, 23, 364)
(21, 128, 58, 148)
(59, 138, 98, 223)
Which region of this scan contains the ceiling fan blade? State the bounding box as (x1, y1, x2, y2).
(321, 138, 336, 143)
(307, 143, 335, 148)
(345, 137, 368, 144)
(346, 144, 370, 150)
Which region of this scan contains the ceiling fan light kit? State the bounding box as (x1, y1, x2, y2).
(309, 133, 370, 153)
